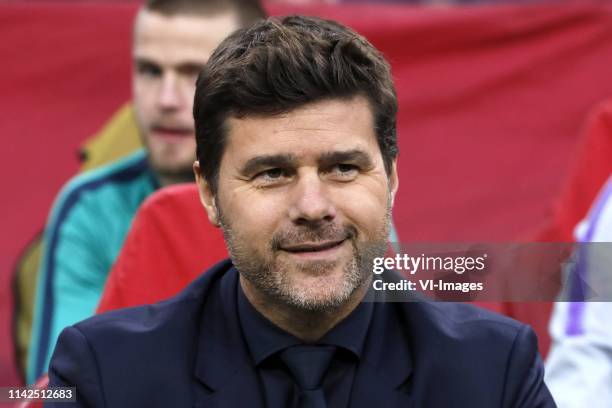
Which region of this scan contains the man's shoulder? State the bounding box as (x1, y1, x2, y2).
(74, 296, 200, 346)
(410, 300, 528, 347)
(401, 299, 540, 390)
(380, 271, 525, 346)
(62, 149, 151, 194)
(47, 150, 155, 227)
(54, 150, 151, 207)
(402, 301, 541, 392)
(71, 259, 232, 344)
(388, 300, 553, 405)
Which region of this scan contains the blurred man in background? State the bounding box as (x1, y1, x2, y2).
(546, 176, 612, 408)
(27, 0, 266, 383)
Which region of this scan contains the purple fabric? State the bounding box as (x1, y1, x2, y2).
(565, 179, 612, 336)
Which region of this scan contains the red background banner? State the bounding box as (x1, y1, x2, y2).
(2, 1, 612, 386)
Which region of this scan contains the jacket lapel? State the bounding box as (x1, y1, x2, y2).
(350, 362, 414, 408)
(350, 299, 415, 408)
(191, 266, 266, 408)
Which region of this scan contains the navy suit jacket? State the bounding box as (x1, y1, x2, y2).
(47, 259, 556, 407)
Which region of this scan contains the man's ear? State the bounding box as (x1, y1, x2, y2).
(193, 161, 220, 227)
(388, 160, 399, 207)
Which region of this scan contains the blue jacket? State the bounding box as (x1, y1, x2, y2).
(47, 259, 555, 407)
(29, 150, 157, 383)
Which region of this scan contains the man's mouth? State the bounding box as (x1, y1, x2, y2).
(151, 126, 193, 142)
(280, 239, 347, 258)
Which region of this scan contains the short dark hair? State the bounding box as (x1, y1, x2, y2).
(194, 15, 398, 193)
(144, 0, 266, 26)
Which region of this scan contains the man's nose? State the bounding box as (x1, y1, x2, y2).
(157, 73, 181, 110)
(288, 173, 337, 225)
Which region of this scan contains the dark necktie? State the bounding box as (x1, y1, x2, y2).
(280, 345, 336, 408)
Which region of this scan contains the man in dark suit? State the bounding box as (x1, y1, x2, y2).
(47, 15, 556, 407)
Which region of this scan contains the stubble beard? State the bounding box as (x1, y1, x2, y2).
(135, 113, 195, 184)
(145, 140, 195, 184)
(218, 202, 391, 314)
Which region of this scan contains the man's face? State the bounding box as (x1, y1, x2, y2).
(198, 96, 398, 312)
(132, 10, 239, 183)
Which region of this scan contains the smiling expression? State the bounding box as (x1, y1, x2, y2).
(197, 96, 398, 312)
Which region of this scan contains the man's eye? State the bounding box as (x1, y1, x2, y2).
(336, 164, 358, 173)
(138, 64, 162, 77)
(330, 164, 359, 178)
(255, 168, 286, 181)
